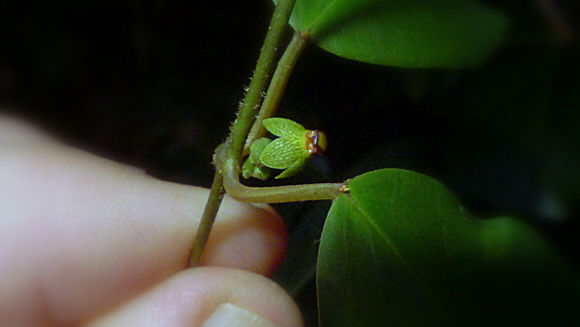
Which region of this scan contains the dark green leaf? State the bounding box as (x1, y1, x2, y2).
(318, 169, 579, 326)
(280, 0, 506, 68)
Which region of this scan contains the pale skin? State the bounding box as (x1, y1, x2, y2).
(0, 115, 303, 326)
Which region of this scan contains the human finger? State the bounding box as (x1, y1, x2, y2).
(0, 116, 287, 325)
(87, 267, 303, 327)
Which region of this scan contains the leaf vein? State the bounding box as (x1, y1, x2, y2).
(344, 193, 427, 296)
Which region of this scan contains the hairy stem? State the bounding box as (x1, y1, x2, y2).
(244, 31, 309, 153)
(227, 0, 297, 163)
(188, 171, 224, 267)
(188, 0, 296, 267)
(217, 144, 343, 203)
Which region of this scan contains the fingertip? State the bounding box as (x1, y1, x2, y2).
(200, 197, 288, 276)
(0, 114, 54, 145)
(88, 267, 303, 327)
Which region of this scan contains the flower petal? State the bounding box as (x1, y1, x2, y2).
(260, 138, 307, 169)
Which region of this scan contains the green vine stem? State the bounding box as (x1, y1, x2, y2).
(188, 0, 297, 267)
(244, 30, 310, 154)
(216, 144, 344, 203)
(226, 0, 298, 164)
(188, 171, 224, 267)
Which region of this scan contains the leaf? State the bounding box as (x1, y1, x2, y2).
(278, 0, 507, 68)
(260, 137, 307, 169)
(263, 117, 306, 139)
(318, 169, 579, 326)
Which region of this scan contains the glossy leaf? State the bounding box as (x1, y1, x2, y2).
(318, 169, 579, 326)
(277, 0, 506, 68)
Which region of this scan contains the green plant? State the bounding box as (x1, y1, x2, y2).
(188, 0, 579, 325)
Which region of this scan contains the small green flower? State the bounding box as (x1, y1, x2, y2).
(259, 117, 328, 179)
(242, 137, 272, 180)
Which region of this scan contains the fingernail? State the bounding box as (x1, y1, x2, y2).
(203, 303, 281, 327)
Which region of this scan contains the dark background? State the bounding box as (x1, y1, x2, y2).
(1, 1, 579, 325)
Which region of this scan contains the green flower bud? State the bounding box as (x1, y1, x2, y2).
(259, 118, 328, 179)
(241, 137, 272, 180)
